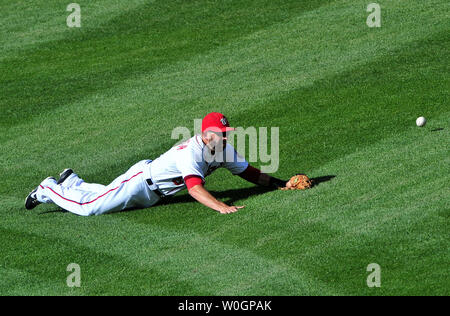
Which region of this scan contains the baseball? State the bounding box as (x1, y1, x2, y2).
(416, 116, 426, 127)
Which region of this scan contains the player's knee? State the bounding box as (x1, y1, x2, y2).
(87, 206, 110, 216)
(86, 208, 99, 216)
(76, 206, 98, 216)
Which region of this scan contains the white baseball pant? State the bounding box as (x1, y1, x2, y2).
(35, 160, 161, 216)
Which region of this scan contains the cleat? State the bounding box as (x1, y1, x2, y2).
(24, 177, 56, 210)
(57, 168, 73, 185)
(25, 188, 41, 210)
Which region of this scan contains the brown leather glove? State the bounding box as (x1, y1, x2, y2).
(280, 174, 313, 190)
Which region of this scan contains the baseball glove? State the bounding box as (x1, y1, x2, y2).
(280, 174, 313, 190)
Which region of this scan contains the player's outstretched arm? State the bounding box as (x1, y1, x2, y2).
(188, 184, 244, 214)
(238, 165, 287, 189)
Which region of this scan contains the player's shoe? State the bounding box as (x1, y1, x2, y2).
(57, 168, 74, 185)
(25, 177, 57, 210)
(25, 187, 41, 210)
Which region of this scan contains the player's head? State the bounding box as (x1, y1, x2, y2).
(201, 112, 234, 151)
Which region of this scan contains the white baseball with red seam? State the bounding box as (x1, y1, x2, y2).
(416, 116, 426, 127)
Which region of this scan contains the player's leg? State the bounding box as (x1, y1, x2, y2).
(36, 160, 159, 216)
(35, 176, 95, 216)
(83, 160, 159, 215)
(60, 171, 107, 193)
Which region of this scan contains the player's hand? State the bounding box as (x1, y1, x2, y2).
(218, 205, 244, 214)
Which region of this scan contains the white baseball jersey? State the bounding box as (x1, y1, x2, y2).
(149, 134, 249, 196)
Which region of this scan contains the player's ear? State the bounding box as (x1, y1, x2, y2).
(203, 131, 212, 141)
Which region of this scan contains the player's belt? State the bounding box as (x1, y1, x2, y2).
(146, 178, 165, 198)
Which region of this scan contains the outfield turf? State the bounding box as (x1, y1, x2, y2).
(0, 0, 449, 295)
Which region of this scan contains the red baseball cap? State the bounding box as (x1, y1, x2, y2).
(202, 112, 235, 133)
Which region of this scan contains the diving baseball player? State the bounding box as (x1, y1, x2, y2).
(25, 112, 289, 216)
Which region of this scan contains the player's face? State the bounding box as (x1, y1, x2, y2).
(206, 131, 228, 151)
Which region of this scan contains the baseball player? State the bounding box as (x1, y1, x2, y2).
(25, 112, 290, 216)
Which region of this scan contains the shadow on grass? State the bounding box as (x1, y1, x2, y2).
(160, 185, 276, 206)
(38, 209, 67, 215)
(311, 175, 336, 188)
(431, 128, 444, 132)
(37, 175, 336, 215)
(161, 175, 336, 206)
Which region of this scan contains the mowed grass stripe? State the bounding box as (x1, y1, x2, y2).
(225, 30, 449, 174)
(1, 0, 446, 136)
(1, 0, 331, 128)
(0, 213, 335, 295)
(256, 114, 448, 295)
(127, 112, 448, 295)
(0, 267, 67, 296)
(0, 225, 209, 295)
(0, 0, 151, 60)
(303, 119, 449, 295)
(0, 225, 213, 295)
(2, 8, 447, 296)
(1, 0, 448, 296)
(1, 0, 447, 198)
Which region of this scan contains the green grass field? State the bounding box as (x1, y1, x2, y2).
(1, 0, 449, 295)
